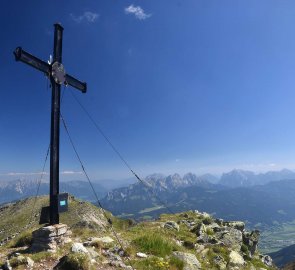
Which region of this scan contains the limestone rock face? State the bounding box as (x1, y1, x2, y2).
(172, 251, 202, 270)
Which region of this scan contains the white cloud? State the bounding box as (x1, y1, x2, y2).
(61, 171, 83, 175)
(1, 172, 48, 176)
(0, 171, 82, 176)
(70, 11, 99, 23)
(125, 5, 151, 20)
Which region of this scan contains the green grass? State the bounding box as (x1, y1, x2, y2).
(28, 251, 53, 262)
(9, 230, 33, 248)
(133, 257, 183, 270)
(9, 256, 27, 268)
(58, 253, 91, 270)
(207, 245, 230, 266)
(133, 233, 177, 257)
(169, 256, 184, 270)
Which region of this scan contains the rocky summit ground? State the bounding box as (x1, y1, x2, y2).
(0, 196, 278, 270)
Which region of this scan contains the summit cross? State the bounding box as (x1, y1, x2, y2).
(13, 23, 87, 225)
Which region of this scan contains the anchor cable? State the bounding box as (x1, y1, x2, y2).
(28, 83, 67, 226)
(69, 90, 175, 215)
(60, 113, 135, 270)
(28, 145, 50, 226)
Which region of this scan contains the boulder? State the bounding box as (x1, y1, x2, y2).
(97, 236, 114, 244)
(71, 242, 89, 254)
(3, 260, 12, 270)
(136, 252, 148, 258)
(261, 255, 273, 267)
(243, 230, 260, 256)
(229, 250, 245, 267)
(26, 257, 34, 268)
(224, 221, 245, 231)
(191, 223, 206, 237)
(172, 251, 202, 270)
(217, 227, 243, 251)
(86, 247, 99, 258)
(213, 255, 227, 270)
(164, 221, 180, 231)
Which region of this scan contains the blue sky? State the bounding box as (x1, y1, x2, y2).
(1, 0, 295, 181)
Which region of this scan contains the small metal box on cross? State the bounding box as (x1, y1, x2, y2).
(13, 23, 87, 225)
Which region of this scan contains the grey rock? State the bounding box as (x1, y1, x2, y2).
(86, 247, 99, 258)
(229, 250, 245, 267)
(30, 224, 71, 253)
(213, 255, 227, 270)
(3, 261, 12, 270)
(261, 255, 273, 267)
(164, 221, 180, 231)
(26, 257, 34, 268)
(224, 221, 245, 231)
(97, 236, 114, 244)
(136, 252, 148, 258)
(72, 242, 89, 254)
(217, 227, 243, 251)
(172, 251, 201, 270)
(243, 230, 260, 256)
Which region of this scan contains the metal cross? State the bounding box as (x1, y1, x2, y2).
(13, 23, 87, 225)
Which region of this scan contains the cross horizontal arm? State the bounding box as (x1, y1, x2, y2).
(65, 74, 87, 93)
(14, 47, 50, 75)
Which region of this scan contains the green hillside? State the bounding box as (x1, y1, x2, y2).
(0, 196, 277, 270)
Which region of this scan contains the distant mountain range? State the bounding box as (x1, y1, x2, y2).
(269, 244, 295, 268)
(101, 170, 295, 227)
(2, 169, 295, 221)
(0, 175, 137, 205)
(219, 169, 295, 187)
(0, 179, 108, 205)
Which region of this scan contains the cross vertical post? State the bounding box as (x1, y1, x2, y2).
(13, 23, 87, 226)
(49, 24, 63, 225)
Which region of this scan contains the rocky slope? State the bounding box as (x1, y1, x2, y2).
(0, 196, 277, 270)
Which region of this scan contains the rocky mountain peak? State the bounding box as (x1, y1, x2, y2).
(0, 196, 276, 270)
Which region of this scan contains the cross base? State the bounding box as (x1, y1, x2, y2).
(30, 223, 72, 253)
